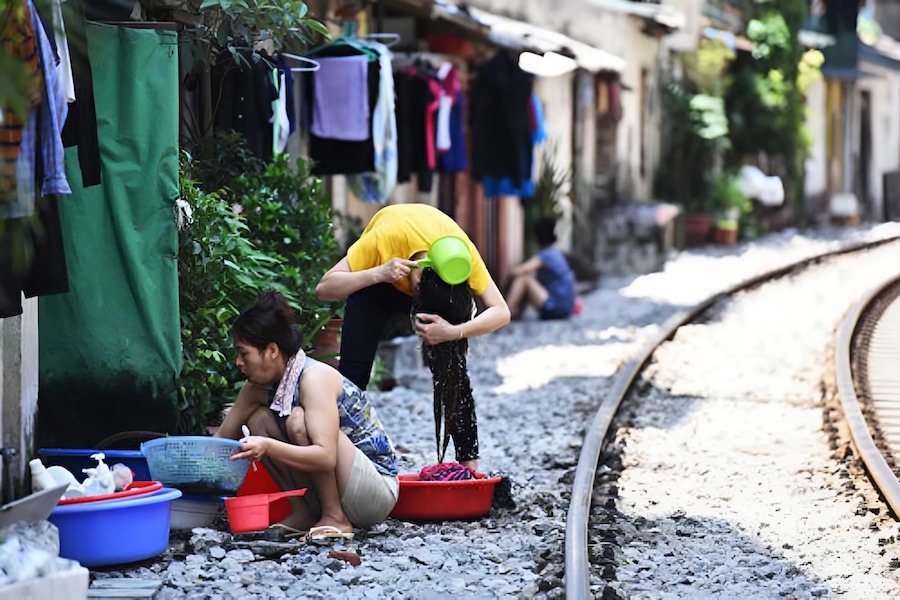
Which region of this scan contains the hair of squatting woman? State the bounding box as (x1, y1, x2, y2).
(411, 267, 478, 465)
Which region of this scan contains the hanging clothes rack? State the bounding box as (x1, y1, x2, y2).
(279, 52, 321, 72)
(362, 33, 400, 48)
(304, 19, 379, 62)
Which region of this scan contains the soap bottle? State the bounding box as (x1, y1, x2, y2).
(81, 452, 116, 496)
(29, 458, 56, 494)
(28, 459, 85, 498)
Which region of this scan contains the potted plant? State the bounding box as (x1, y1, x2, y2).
(710, 173, 751, 246)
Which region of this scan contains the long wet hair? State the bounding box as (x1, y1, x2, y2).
(231, 290, 302, 357)
(411, 268, 477, 463)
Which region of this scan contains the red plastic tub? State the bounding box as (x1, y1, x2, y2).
(389, 473, 502, 521)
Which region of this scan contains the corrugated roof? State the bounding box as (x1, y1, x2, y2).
(464, 6, 626, 73)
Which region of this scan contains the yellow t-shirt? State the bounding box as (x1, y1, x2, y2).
(347, 204, 491, 297)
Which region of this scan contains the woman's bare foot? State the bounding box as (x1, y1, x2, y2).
(276, 512, 314, 533)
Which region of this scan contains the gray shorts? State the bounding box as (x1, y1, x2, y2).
(341, 447, 399, 528)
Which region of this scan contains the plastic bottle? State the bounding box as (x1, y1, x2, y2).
(81, 453, 116, 497)
(28, 459, 85, 498)
(29, 459, 56, 494)
(110, 463, 134, 492)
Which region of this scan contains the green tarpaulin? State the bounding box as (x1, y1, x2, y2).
(39, 23, 181, 446)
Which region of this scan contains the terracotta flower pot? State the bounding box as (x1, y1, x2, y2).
(713, 225, 738, 246)
(310, 319, 342, 368)
(684, 213, 714, 247)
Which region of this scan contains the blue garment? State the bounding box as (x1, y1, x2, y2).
(483, 176, 534, 198)
(274, 358, 399, 476)
(32, 0, 70, 197)
(537, 246, 575, 319)
(439, 91, 467, 173)
(531, 94, 547, 145)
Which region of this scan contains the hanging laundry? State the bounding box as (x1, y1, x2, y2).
(481, 94, 546, 198)
(48, 0, 75, 103)
(470, 51, 534, 190)
(274, 69, 289, 154)
(33, 0, 71, 197)
(530, 94, 547, 145)
(210, 49, 278, 161)
(348, 41, 398, 204)
(394, 60, 440, 192)
(311, 55, 370, 141)
(439, 90, 467, 174)
(0, 0, 41, 205)
(60, 0, 100, 187)
(435, 62, 457, 153)
(276, 55, 297, 135)
(307, 55, 379, 175)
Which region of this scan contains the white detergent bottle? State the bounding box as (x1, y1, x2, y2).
(81, 452, 116, 497)
(29, 459, 85, 498)
(29, 458, 56, 493)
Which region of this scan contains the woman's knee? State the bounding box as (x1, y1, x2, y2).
(246, 406, 282, 438)
(284, 408, 310, 445)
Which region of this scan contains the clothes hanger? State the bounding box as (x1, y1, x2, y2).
(279, 52, 321, 72)
(362, 33, 400, 48)
(305, 37, 378, 62)
(304, 18, 378, 62)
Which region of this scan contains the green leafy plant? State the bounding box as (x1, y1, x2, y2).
(725, 0, 808, 224)
(176, 154, 292, 433)
(710, 173, 751, 216)
(655, 86, 730, 213)
(232, 152, 342, 325)
(197, 0, 328, 59)
(176, 135, 341, 433)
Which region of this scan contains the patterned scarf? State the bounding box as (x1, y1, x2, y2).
(270, 349, 306, 417)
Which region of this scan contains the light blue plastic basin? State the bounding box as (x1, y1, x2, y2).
(49, 487, 182, 567)
(141, 436, 250, 495)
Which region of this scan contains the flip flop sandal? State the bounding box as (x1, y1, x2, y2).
(266, 523, 308, 541)
(303, 525, 355, 545)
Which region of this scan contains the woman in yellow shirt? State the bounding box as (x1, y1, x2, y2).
(316, 203, 510, 469)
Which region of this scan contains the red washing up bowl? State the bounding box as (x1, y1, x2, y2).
(389, 473, 501, 521)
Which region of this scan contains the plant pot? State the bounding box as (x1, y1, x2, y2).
(684, 213, 714, 247)
(713, 225, 738, 246)
(310, 318, 342, 368)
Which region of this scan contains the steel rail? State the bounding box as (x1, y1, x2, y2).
(565, 234, 900, 599)
(835, 273, 900, 518)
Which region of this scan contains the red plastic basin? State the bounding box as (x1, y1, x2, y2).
(389, 473, 501, 521)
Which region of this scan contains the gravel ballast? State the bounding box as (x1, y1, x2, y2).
(81, 224, 900, 599)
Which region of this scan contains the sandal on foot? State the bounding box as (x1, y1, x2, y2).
(303, 525, 354, 545)
(266, 523, 307, 540)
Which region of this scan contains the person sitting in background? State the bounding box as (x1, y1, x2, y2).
(505, 217, 576, 321)
(216, 290, 399, 543)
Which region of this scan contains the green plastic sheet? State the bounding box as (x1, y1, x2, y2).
(38, 23, 181, 446)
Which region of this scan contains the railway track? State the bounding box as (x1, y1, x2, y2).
(837, 274, 900, 519)
(567, 235, 900, 599)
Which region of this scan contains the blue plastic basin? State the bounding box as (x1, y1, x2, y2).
(49, 487, 182, 567)
(39, 448, 151, 481)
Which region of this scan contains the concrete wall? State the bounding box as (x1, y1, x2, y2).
(804, 78, 829, 201)
(617, 20, 665, 203)
(856, 60, 900, 220)
(534, 72, 576, 253)
(0, 298, 40, 501)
